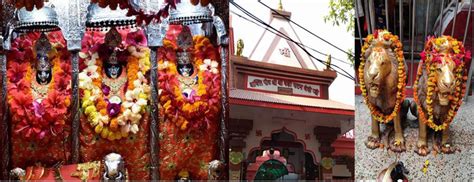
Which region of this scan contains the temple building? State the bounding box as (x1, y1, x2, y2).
(228, 2, 355, 180)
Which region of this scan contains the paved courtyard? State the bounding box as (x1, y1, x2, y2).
(355, 95, 474, 180)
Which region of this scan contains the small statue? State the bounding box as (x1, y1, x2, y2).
(103, 27, 124, 79)
(103, 153, 126, 181)
(208, 160, 225, 180)
(236, 39, 244, 57)
(176, 27, 199, 99)
(326, 54, 331, 70)
(102, 27, 127, 106)
(10, 167, 26, 180)
(177, 170, 190, 182)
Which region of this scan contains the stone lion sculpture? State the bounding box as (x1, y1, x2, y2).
(359, 30, 408, 152)
(412, 36, 470, 156)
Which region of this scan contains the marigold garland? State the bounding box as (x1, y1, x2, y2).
(79, 29, 151, 141)
(7, 31, 72, 140)
(413, 36, 470, 131)
(358, 30, 407, 123)
(158, 35, 221, 131)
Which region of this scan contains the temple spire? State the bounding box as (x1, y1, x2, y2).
(278, 0, 283, 11)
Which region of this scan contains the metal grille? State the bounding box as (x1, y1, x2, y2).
(355, 0, 473, 101)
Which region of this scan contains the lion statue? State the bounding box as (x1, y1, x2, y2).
(359, 30, 408, 152)
(412, 36, 469, 156)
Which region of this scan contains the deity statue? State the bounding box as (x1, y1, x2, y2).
(157, 0, 227, 179)
(158, 24, 222, 179)
(236, 39, 244, 57)
(176, 28, 199, 99)
(31, 33, 53, 102)
(6, 3, 72, 169)
(79, 3, 151, 180)
(34, 33, 52, 86)
(101, 27, 128, 107)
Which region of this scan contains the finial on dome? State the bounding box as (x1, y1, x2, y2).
(326, 54, 332, 70)
(278, 0, 283, 11)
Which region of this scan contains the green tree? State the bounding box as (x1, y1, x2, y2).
(324, 0, 354, 33)
(323, 0, 355, 67)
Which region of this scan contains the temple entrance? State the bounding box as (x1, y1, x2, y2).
(246, 128, 319, 180)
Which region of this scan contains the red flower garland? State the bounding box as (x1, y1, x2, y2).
(7, 31, 71, 140)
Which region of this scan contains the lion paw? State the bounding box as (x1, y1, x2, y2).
(415, 145, 430, 156)
(389, 140, 406, 153)
(441, 144, 459, 154)
(365, 136, 382, 149)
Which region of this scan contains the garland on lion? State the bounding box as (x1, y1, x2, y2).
(358, 29, 407, 123)
(6, 30, 72, 167)
(414, 36, 471, 131)
(158, 25, 220, 179)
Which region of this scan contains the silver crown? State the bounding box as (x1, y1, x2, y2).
(36, 33, 52, 56)
(86, 3, 136, 27)
(36, 33, 52, 71)
(15, 3, 59, 31)
(108, 51, 119, 64)
(176, 27, 193, 65)
(177, 52, 192, 64)
(169, 1, 214, 25)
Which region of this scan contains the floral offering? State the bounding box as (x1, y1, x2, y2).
(158, 25, 221, 179)
(7, 31, 71, 141)
(7, 30, 72, 168)
(79, 28, 151, 141)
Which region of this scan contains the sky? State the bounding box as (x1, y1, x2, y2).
(231, 0, 355, 106)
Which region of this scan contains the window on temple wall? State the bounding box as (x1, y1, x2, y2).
(342, 129, 354, 139)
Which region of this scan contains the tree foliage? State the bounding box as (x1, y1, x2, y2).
(324, 0, 355, 67)
(323, 0, 354, 33)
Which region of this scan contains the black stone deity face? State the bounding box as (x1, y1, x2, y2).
(105, 63, 123, 79)
(104, 51, 123, 79)
(36, 54, 52, 85)
(177, 63, 194, 77)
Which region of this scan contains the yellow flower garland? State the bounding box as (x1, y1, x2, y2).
(80, 46, 151, 141)
(358, 30, 407, 123)
(159, 36, 221, 131)
(413, 36, 468, 131)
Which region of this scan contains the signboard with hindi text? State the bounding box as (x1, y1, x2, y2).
(246, 75, 321, 98)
